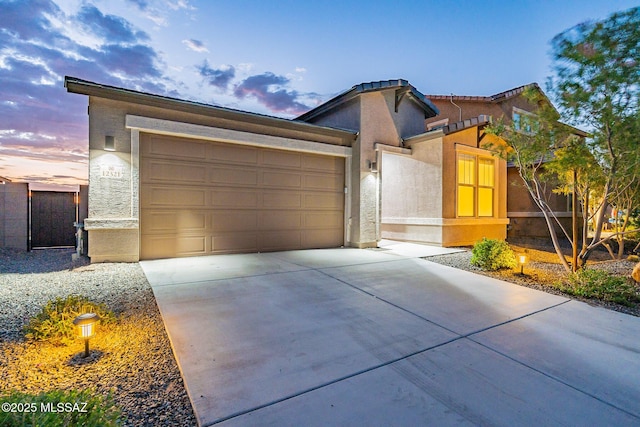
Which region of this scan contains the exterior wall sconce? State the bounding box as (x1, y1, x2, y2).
(104, 135, 115, 151)
(367, 160, 378, 173)
(73, 313, 100, 357)
(517, 253, 529, 275)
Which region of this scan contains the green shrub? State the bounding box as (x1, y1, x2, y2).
(561, 269, 640, 307)
(470, 238, 518, 271)
(0, 389, 122, 426)
(24, 295, 116, 345)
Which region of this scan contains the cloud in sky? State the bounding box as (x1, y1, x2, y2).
(197, 60, 235, 89)
(183, 38, 209, 53)
(126, 0, 149, 10)
(234, 72, 311, 115)
(0, 0, 322, 188)
(0, 0, 170, 188)
(76, 4, 149, 44)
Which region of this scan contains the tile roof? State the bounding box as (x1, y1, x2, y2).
(296, 79, 439, 122)
(426, 83, 540, 103)
(441, 115, 491, 134)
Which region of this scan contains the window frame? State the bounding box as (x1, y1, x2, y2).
(456, 150, 497, 218)
(512, 107, 538, 134)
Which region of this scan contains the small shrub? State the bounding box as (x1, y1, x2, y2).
(561, 269, 640, 307)
(627, 254, 639, 262)
(0, 389, 122, 427)
(24, 295, 116, 345)
(470, 238, 518, 271)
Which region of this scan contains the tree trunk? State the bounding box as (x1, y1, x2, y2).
(572, 170, 578, 272)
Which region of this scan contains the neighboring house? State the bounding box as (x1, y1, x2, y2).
(65, 77, 509, 261)
(425, 84, 587, 241)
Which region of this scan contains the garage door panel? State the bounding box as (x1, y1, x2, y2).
(262, 171, 302, 188)
(211, 167, 259, 186)
(303, 173, 344, 190)
(212, 211, 257, 232)
(144, 187, 207, 207)
(303, 229, 342, 247)
(304, 193, 344, 209)
(260, 212, 302, 230)
(141, 133, 345, 259)
(302, 155, 344, 172)
(144, 235, 207, 258)
(209, 144, 258, 164)
(259, 231, 302, 251)
(142, 211, 207, 233)
(304, 212, 343, 229)
(211, 190, 258, 208)
(212, 233, 258, 252)
(145, 135, 206, 159)
(262, 150, 301, 168)
(263, 192, 302, 208)
(144, 160, 207, 183)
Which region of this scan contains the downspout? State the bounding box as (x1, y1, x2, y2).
(450, 94, 462, 122)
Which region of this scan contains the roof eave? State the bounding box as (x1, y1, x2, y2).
(296, 79, 439, 122)
(64, 76, 357, 141)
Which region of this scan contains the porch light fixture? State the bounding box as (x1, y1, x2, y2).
(517, 253, 529, 275)
(73, 313, 100, 357)
(367, 160, 378, 173)
(104, 135, 115, 151)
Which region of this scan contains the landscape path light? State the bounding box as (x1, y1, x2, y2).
(73, 313, 100, 358)
(517, 253, 529, 275)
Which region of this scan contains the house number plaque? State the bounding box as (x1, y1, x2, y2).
(100, 164, 124, 179)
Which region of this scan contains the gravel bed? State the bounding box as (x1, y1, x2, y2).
(0, 248, 196, 426)
(425, 249, 640, 317)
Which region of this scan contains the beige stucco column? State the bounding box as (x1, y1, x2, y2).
(84, 101, 139, 262)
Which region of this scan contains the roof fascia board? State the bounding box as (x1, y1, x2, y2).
(403, 128, 444, 147)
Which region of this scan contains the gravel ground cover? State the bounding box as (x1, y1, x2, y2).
(425, 245, 640, 317)
(0, 248, 196, 426)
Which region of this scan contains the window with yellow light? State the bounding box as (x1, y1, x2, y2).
(457, 153, 495, 218)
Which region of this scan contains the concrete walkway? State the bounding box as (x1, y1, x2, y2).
(140, 246, 640, 426)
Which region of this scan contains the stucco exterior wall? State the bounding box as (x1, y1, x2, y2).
(352, 90, 433, 247)
(0, 182, 28, 250)
(426, 100, 503, 127)
(306, 98, 361, 132)
(443, 222, 507, 246)
(381, 144, 443, 219)
(380, 137, 444, 244)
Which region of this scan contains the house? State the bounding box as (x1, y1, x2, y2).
(425, 84, 587, 241)
(65, 77, 509, 262)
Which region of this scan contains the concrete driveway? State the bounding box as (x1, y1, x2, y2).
(140, 246, 640, 426)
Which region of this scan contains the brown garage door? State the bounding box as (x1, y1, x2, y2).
(140, 133, 345, 259)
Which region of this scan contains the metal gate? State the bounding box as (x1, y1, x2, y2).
(30, 191, 78, 248)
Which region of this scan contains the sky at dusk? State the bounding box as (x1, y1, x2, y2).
(1, 0, 638, 190)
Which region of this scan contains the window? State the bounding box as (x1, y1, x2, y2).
(457, 153, 495, 217)
(513, 107, 538, 134)
(457, 154, 475, 217)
